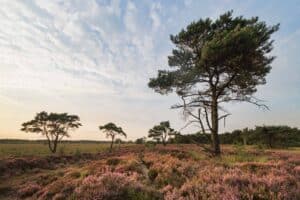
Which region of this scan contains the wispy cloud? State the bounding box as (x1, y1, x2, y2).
(0, 0, 299, 140)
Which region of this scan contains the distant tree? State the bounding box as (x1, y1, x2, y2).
(148, 121, 177, 146)
(115, 138, 123, 144)
(115, 138, 123, 149)
(241, 128, 249, 145)
(99, 122, 126, 152)
(148, 11, 279, 155)
(218, 125, 300, 147)
(256, 126, 298, 148)
(21, 111, 82, 153)
(173, 133, 210, 144)
(135, 137, 146, 144)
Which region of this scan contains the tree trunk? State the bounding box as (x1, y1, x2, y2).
(52, 135, 59, 153)
(268, 133, 273, 148)
(47, 139, 54, 153)
(110, 136, 114, 152)
(243, 135, 247, 145)
(53, 140, 58, 153)
(211, 97, 221, 155)
(162, 135, 167, 146)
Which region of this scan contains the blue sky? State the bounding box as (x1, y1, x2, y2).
(0, 0, 299, 140)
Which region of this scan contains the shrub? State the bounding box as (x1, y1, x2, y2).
(68, 171, 81, 179)
(18, 182, 41, 198)
(107, 158, 121, 166)
(75, 172, 162, 200)
(124, 160, 143, 174)
(74, 148, 81, 157)
(148, 169, 158, 182)
(188, 151, 204, 161)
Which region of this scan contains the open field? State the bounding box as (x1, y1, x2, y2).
(0, 144, 299, 199)
(0, 142, 133, 158)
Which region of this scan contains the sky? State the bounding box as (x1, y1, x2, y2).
(0, 0, 300, 141)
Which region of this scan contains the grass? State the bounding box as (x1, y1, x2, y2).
(219, 154, 269, 165)
(0, 142, 131, 158)
(188, 150, 206, 161)
(217, 145, 269, 165)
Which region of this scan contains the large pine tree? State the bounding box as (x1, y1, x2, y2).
(148, 11, 279, 155)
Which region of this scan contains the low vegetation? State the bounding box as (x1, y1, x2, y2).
(0, 144, 299, 199)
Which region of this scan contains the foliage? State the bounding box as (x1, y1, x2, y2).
(107, 158, 121, 166)
(171, 125, 300, 148)
(221, 126, 300, 147)
(148, 11, 279, 155)
(21, 111, 81, 153)
(148, 121, 177, 146)
(99, 122, 126, 151)
(75, 172, 161, 200)
(148, 169, 158, 182)
(17, 182, 41, 198)
(172, 133, 210, 144)
(135, 137, 146, 144)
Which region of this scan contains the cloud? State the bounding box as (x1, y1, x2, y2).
(0, 0, 299, 140)
(124, 1, 138, 33)
(0, 0, 173, 140)
(149, 2, 161, 31)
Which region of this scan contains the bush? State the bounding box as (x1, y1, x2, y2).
(18, 183, 41, 198)
(75, 172, 162, 200)
(74, 148, 81, 157)
(68, 171, 81, 179)
(107, 158, 121, 166)
(124, 160, 143, 174)
(148, 169, 158, 182)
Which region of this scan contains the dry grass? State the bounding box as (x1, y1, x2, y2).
(0, 142, 134, 158)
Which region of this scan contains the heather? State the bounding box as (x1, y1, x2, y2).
(0, 144, 299, 199)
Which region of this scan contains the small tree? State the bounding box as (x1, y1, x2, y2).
(135, 137, 146, 144)
(148, 121, 177, 146)
(148, 11, 279, 155)
(99, 122, 126, 151)
(21, 111, 82, 153)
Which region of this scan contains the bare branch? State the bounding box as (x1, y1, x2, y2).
(216, 73, 237, 97)
(204, 107, 212, 131)
(219, 97, 269, 110)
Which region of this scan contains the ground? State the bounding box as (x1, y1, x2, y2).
(0, 143, 299, 199)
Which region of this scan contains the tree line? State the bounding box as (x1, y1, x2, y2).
(20, 11, 285, 156)
(168, 126, 300, 148)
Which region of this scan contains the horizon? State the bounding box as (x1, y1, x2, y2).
(1, 0, 300, 141)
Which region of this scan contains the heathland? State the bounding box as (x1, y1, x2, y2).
(0, 142, 299, 199)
